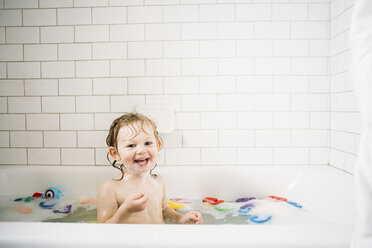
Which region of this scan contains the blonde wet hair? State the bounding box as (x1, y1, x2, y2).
(106, 112, 162, 180)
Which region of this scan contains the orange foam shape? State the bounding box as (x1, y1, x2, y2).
(12, 205, 32, 214)
(79, 197, 97, 205)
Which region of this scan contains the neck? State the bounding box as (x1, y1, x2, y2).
(123, 170, 150, 181)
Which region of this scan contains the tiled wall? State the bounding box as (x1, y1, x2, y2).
(329, 0, 359, 173)
(0, 0, 333, 167)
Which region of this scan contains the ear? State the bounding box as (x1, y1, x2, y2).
(108, 147, 121, 162)
(157, 139, 163, 150)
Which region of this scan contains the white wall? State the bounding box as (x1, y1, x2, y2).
(329, 0, 360, 174)
(0, 0, 333, 167)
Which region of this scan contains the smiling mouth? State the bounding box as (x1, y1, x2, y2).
(134, 158, 150, 166)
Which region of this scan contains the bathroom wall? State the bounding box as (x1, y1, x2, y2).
(329, 0, 359, 173)
(0, 0, 331, 167)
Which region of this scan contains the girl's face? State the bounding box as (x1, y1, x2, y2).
(110, 122, 161, 175)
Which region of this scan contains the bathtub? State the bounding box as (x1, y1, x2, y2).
(0, 165, 355, 248)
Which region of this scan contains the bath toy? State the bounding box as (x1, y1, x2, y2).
(14, 198, 23, 202)
(214, 205, 233, 212)
(78, 197, 97, 205)
(32, 192, 42, 198)
(236, 197, 255, 202)
(12, 205, 32, 214)
(202, 197, 224, 205)
(267, 195, 287, 202)
(238, 208, 252, 215)
(240, 203, 254, 210)
(42, 187, 63, 199)
(167, 201, 186, 209)
(203, 202, 213, 207)
(39, 200, 57, 209)
(169, 198, 192, 204)
(53, 205, 72, 214)
(286, 201, 302, 208)
(250, 214, 272, 224)
(24, 196, 34, 202)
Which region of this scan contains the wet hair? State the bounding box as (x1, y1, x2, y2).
(106, 112, 162, 180)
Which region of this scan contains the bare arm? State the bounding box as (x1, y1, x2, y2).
(159, 176, 183, 223)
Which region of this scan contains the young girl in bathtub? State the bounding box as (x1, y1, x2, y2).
(97, 112, 203, 224)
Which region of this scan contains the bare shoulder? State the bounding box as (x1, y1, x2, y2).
(98, 179, 119, 197)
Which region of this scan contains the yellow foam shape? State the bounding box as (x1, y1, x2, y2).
(167, 201, 186, 209)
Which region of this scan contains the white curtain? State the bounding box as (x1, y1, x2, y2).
(350, 0, 372, 247)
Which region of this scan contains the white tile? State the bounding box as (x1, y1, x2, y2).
(0, 132, 9, 147)
(181, 23, 217, 40)
(236, 76, 272, 93)
(92, 7, 126, 24)
(161, 131, 182, 148)
(309, 147, 329, 164)
(201, 148, 236, 165)
(76, 61, 110, 77)
(0, 114, 26, 130)
(200, 4, 235, 22)
(255, 58, 291, 75)
(8, 62, 40, 79)
(111, 60, 145, 77)
(0, 98, 6, 113)
(272, 40, 308, 57)
(219, 130, 255, 147)
(331, 112, 361, 134)
(182, 94, 217, 111)
(94, 42, 127, 59)
(331, 130, 355, 154)
(59, 79, 92, 96)
(219, 58, 254, 75)
(10, 131, 42, 147)
(174, 112, 200, 130)
(42, 96, 75, 113)
(57, 8, 91, 25)
(274, 112, 309, 129)
(0, 45, 23, 61)
(237, 112, 273, 129)
(309, 3, 330, 21)
(309, 76, 329, 93)
(254, 22, 290, 39)
(344, 153, 356, 174)
(292, 130, 329, 146)
(60, 114, 94, 130)
(44, 131, 77, 148)
(111, 95, 145, 112)
(24, 44, 57, 61)
(25, 79, 58, 96)
(23, 9, 56, 26)
(254, 94, 291, 111)
(61, 148, 95, 165)
(8, 97, 41, 113)
(6, 27, 39, 44)
(329, 148, 344, 170)
(95, 113, 122, 130)
(76, 96, 109, 113)
(236, 40, 272, 57)
(147, 59, 181, 76)
(165, 148, 200, 165)
(95, 148, 109, 165)
(41, 26, 74, 43)
(0, 148, 27, 164)
(28, 148, 60, 165)
(164, 41, 199, 58)
(75, 25, 109, 42)
(163, 5, 198, 22)
(218, 22, 253, 39)
(200, 40, 235, 58)
(291, 94, 328, 111)
(272, 3, 308, 21)
(236, 4, 272, 21)
(256, 130, 291, 147)
(110, 24, 145, 41)
(200, 76, 235, 93)
(310, 112, 329, 129)
(146, 23, 180, 41)
(0, 80, 24, 96)
(78, 131, 107, 147)
(146, 95, 181, 112)
(291, 22, 328, 39)
(74, 0, 109, 7)
(128, 6, 162, 23)
(42, 61, 74, 78)
(128, 77, 163, 94)
(238, 148, 273, 165)
(39, 0, 73, 8)
(274, 148, 309, 164)
(309, 40, 329, 56)
(201, 112, 236, 129)
(273, 76, 308, 93)
(58, 43, 91, 60)
(164, 76, 199, 94)
(292, 58, 328, 75)
(219, 94, 254, 111)
(182, 58, 217, 76)
(93, 78, 127, 95)
(0, 10, 22, 26)
(128, 42, 162, 59)
(4, 0, 38, 8)
(26, 114, 59, 130)
(183, 130, 218, 147)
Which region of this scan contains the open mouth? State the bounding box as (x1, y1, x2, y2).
(134, 158, 150, 166)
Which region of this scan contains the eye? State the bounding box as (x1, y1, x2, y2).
(145, 142, 152, 146)
(127, 144, 135, 148)
(45, 190, 55, 199)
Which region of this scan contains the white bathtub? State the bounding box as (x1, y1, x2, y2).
(0, 165, 355, 248)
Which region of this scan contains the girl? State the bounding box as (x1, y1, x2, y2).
(97, 112, 203, 224)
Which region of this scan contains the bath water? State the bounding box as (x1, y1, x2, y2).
(0, 194, 331, 225)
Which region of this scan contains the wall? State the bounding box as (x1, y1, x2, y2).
(329, 0, 360, 174)
(0, 0, 331, 167)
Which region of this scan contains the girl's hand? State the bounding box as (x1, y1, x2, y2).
(122, 192, 149, 213)
(179, 211, 203, 224)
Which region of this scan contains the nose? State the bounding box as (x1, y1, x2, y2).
(136, 144, 146, 154)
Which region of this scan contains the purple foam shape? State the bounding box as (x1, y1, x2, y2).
(236, 197, 255, 203)
(240, 203, 255, 210)
(53, 205, 72, 214)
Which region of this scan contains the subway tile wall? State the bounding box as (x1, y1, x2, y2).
(0, 0, 352, 170)
(329, 0, 359, 173)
